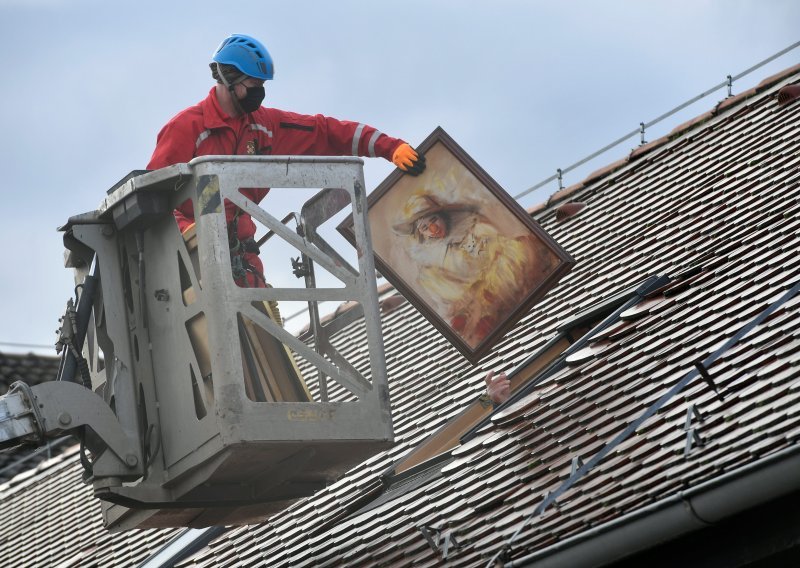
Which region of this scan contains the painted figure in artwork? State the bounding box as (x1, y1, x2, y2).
(392, 190, 557, 347)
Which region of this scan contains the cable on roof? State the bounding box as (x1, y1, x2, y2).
(486, 278, 800, 568)
(514, 39, 800, 202)
(0, 341, 54, 350)
(0, 436, 71, 479)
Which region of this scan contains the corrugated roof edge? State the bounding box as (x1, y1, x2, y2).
(527, 61, 800, 218)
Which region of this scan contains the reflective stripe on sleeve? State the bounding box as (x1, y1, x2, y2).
(352, 123, 366, 156)
(195, 130, 211, 149)
(249, 123, 273, 137)
(367, 130, 382, 158)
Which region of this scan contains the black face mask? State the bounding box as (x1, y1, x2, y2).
(238, 85, 265, 113)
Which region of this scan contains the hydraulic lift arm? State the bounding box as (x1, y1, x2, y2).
(0, 379, 142, 479)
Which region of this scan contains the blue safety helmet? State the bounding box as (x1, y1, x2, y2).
(212, 34, 274, 81)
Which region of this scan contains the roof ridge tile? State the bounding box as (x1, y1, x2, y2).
(628, 134, 672, 161)
(755, 62, 800, 93)
(667, 110, 716, 140)
(580, 157, 630, 187)
(714, 87, 759, 115)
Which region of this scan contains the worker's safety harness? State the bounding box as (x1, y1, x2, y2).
(227, 211, 283, 324)
(228, 210, 267, 288)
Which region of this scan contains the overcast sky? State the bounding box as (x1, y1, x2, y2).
(1, 0, 798, 354)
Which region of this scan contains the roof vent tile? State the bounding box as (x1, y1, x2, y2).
(777, 84, 800, 107)
(555, 201, 587, 221)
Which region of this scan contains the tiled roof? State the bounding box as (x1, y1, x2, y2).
(1, 64, 799, 567)
(0, 445, 183, 567)
(0, 351, 60, 395)
(171, 65, 800, 566)
(0, 354, 184, 567)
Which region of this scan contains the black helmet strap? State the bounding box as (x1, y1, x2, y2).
(215, 62, 246, 116)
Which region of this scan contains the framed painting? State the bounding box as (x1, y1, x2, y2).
(339, 126, 575, 363)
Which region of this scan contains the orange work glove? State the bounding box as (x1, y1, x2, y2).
(391, 143, 426, 176)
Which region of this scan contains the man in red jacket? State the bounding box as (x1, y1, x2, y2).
(148, 33, 425, 287)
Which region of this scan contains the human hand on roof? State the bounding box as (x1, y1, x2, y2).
(392, 143, 426, 176)
(485, 370, 511, 405)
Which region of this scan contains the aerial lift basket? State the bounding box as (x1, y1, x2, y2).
(58, 156, 394, 530)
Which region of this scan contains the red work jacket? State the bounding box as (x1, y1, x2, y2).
(147, 87, 406, 238)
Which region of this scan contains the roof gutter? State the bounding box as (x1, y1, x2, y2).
(504, 442, 800, 567)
